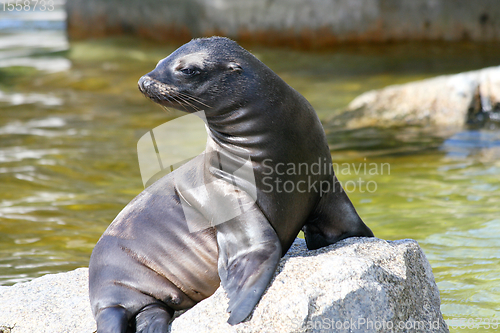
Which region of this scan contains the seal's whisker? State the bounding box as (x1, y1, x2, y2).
(178, 92, 212, 109)
(175, 94, 200, 111)
(151, 92, 174, 113)
(160, 105, 173, 113)
(159, 93, 177, 109)
(182, 95, 212, 109)
(176, 93, 202, 108)
(171, 95, 190, 112)
(176, 95, 201, 111)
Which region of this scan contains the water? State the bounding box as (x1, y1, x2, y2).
(0, 5, 499, 332)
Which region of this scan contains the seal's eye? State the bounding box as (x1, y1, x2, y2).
(180, 68, 200, 76)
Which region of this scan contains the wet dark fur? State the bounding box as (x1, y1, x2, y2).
(89, 37, 373, 333)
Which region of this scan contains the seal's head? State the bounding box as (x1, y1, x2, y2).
(138, 37, 256, 114)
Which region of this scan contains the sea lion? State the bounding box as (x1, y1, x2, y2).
(89, 36, 374, 333)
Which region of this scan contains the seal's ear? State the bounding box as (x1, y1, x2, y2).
(227, 62, 242, 72)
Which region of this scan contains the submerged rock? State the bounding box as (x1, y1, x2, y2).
(332, 66, 500, 130)
(0, 238, 448, 333)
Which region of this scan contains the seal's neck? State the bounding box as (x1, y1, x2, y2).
(203, 74, 295, 160)
(201, 63, 328, 169)
(204, 101, 280, 162)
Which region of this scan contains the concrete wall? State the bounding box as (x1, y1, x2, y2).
(66, 0, 500, 47)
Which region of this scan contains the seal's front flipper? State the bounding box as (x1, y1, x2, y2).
(216, 203, 282, 325)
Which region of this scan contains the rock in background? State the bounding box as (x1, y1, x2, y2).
(0, 238, 448, 333)
(331, 65, 500, 130)
(65, 0, 500, 47)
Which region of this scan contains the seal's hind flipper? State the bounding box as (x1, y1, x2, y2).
(95, 306, 129, 333)
(303, 176, 374, 250)
(135, 305, 173, 333)
(216, 203, 281, 325)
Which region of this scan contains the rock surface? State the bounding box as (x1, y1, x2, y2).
(169, 238, 448, 333)
(0, 268, 95, 333)
(0, 238, 449, 333)
(332, 65, 500, 130)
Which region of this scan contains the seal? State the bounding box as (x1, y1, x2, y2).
(89, 37, 374, 333)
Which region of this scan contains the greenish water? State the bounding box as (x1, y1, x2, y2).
(1, 9, 500, 332)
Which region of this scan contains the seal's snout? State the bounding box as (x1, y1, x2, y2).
(138, 74, 180, 107)
(138, 75, 153, 94)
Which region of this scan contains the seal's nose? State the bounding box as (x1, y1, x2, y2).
(138, 75, 153, 93)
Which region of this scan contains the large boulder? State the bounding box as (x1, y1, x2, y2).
(170, 238, 448, 333)
(0, 238, 449, 333)
(331, 65, 500, 130)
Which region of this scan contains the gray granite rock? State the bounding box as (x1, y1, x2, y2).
(0, 268, 95, 333)
(169, 238, 448, 333)
(0, 238, 448, 333)
(332, 65, 500, 129)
